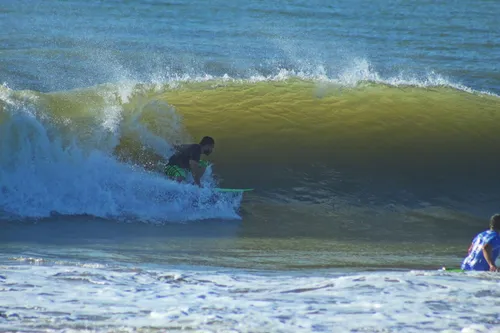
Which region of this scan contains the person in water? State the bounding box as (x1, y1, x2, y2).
(461, 214, 500, 272)
(164, 136, 215, 186)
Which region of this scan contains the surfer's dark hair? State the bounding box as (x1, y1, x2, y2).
(200, 136, 215, 146)
(490, 214, 500, 231)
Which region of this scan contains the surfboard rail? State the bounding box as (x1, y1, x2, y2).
(214, 188, 254, 193)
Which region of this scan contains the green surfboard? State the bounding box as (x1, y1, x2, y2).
(440, 267, 464, 272)
(214, 188, 254, 193)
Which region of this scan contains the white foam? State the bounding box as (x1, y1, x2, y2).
(0, 87, 241, 222)
(143, 56, 499, 98)
(1, 262, 500, 332)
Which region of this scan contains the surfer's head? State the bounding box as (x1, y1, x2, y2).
(490, 214, 500, 231)
(199, 136, 215, 156)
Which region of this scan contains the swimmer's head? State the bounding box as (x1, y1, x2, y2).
(490, 214, 500, 231)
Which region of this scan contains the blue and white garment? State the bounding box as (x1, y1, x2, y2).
(461, 230, 500, 271)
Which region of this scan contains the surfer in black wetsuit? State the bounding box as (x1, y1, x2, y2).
(164, 136, 215, 186)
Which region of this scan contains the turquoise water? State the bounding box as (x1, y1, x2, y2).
(2, 0, 499, 93)
(1, 0, 500, 332)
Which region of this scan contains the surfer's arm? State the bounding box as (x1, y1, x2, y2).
(189, 160, 206, 186)
(188, 145, 205, 186)
(482, 243, 498, 272)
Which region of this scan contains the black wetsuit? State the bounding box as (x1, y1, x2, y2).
(167, 144, 201, 169)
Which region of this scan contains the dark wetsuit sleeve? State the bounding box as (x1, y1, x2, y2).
(190, 145, 201, 162)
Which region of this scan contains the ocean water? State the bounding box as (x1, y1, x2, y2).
(1, 0, 500, 332)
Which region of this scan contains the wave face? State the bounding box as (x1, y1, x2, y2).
(1, 76, 499, 226)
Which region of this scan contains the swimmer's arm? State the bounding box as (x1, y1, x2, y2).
(189, 160, 206, 186)
(482, 243, 498, 272)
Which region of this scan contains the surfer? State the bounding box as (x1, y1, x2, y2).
(163, 136, 215, 187)
(461, 214, 500, 272)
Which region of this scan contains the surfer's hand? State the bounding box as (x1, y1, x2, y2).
(489, 264, 498, 272)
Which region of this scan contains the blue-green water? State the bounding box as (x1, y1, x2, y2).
(2, 0, 499, 93)
(1, 1, 500, 332)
